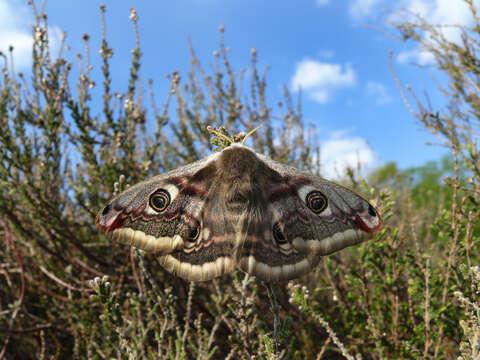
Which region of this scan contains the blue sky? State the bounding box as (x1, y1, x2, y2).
(1, 0, 475, 178)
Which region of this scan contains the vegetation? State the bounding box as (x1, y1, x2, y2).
(0, 2, 478, 359)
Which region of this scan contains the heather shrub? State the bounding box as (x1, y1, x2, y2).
(0, 3, 478, 359)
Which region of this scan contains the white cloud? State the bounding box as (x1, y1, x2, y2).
(349, 0, 382, 21)
(291, 59, 357, 104)
(320, 131, 378, 179)
(396, 0, 480, 65)
(365, 81, 392, 104)
(316, 0, 330, 6)
(0, 0, 62, 70)
(397, 48, 436, 65)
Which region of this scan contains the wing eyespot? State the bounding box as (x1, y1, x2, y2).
(368, 204, 377, 217)
(306, 191, 328, 214)
(102, 203, 111, 216)
(273, 223, 287, 245)
(187, 223, 201, 242)
(149, 189, 170, 212)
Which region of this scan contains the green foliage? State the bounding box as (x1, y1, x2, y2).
(0, 2, 478, 360)
(455, 265, 480, 360)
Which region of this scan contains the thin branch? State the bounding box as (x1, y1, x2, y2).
(39, 265, 93, 293)
(0, 221, 25, 360)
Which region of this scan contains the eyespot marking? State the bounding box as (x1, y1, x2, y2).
(149, 189, 170, 212)
(187, 223, 201, 242)
(273, 223, 287, 244)
(306, 191, 328, 214)
(102, 203, 111, 216)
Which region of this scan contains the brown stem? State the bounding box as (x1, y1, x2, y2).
(0, 220, 25, 360)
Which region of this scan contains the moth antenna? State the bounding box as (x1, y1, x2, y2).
(241, 124, 263, 144)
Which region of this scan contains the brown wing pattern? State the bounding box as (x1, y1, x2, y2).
(235, 158, 382, 281)
(97, 144, 382, 282)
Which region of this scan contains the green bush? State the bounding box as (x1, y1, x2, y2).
(0, 3, 478, 359)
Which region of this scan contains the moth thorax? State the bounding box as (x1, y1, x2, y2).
(222, 179, 251, 212)
(218, 145, 259, 180)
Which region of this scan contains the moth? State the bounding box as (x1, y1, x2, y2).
(96, 144, 382, 282)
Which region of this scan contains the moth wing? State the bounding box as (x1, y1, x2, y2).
(236, 201, 316, 282)
(97, 153, 238, 281)
(159, 178, 243, 281)
(237, 155, 382, 282)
